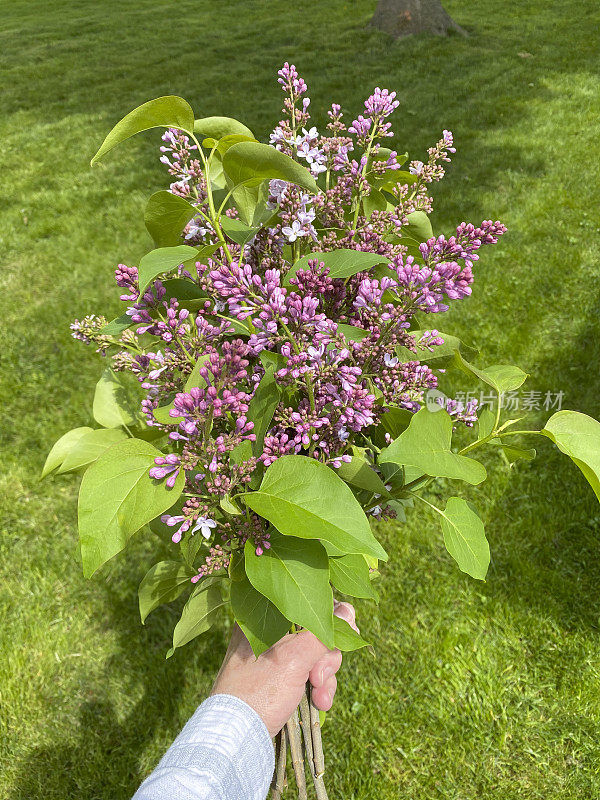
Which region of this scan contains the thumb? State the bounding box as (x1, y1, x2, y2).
(279, 628, 332, 674)
(278, 601, 356, 674)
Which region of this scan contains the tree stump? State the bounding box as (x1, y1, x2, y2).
(369, 0, 468, 38)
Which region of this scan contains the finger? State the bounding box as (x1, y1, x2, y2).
(276, 628, 331, 673)
(334, 600, 359, 633)
(311, 674, 337, 711)
(308, 648, 342, 689)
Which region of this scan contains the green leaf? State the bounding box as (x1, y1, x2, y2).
(244, 532, 334, 647)
(241, 455, 388, 560)
(168, 577, 225, 656)
(91, 96, 194, 165)
(333, 615, 370, 652)
(100, 314, 133, 336)
(78, 439, 185, 577)
(337, 324, 370, 342)
(42, 427, 93, 478)
(477, 407, 496, 440)
(400, 210, 433, 245)
(439, 497, 489, 580)
(161, 279, 207, 309)
(380, 407, 414, 439)
(542, 410, 600, 502)
(231, 569, 291, 656)
(58, 427, 128, 473)
(397, 330, 477, 367)
(220, 217, 260, 246)
(502, 444, 536, 464)
(93, 367, 142, 429)
(138, 560, 194, 623)
(220, 494, 243, 516)
(259, 350, 286, 371)
(247, 366, 280, 456)
(335, 456, 390, 497)
(194, 116, 254, 141)
(214, 133, 258, 156)
(374, 170, 418, 191)
(223, 141, 318, 194)
(362, 188, 388, 218)
(144, 191, 198, 248)
(153, 401, 177, 425)
(185, 353, 211, 391)
(137, 245, 200, 298)
(329, 554, 377, 600)
(285, 250, 387, 285)
(180, 528, 207, 569)
(230, 439, 253, 466)
(231, 181, 269, 227)
(454, 353, 528, 394)
(379, 407, 486, 485)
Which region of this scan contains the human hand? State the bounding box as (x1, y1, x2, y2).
(211, 601, 357, 737)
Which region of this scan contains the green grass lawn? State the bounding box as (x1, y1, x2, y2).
(1, 0, 600, 797)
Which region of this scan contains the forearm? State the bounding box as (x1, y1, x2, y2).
(133, 694, 275, 800)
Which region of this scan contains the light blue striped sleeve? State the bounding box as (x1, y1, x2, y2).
(133, 693, 275, 800)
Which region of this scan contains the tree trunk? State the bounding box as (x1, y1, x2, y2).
(369, 0, 468, 38)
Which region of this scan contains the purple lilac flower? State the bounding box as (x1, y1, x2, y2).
(72, 63, 507, 570)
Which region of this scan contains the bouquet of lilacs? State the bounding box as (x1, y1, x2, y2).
(45, 64, 600, 797)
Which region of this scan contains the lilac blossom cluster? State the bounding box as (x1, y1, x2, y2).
(75, 65, 506, 581)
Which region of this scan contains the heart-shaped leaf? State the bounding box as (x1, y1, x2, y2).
(379, 407, 486, 485)
(144, 191, 199, 248)
(247, 365, 280, 456)
(285, 250, 387, 285)
(329, 554, 378, 600)
(223, 141, 318, 194)
(168, 577, 225, 656)
(400, 210, 433, 245)
(93, 367, 143, 429)
(220, 217, 260, 246)
(396, 330, 478, 367)
(91, 96, 194, 165)
(58, 427, 128, 474)
(542, 410, 600, 501)
(335, 456, 390, 497)
(138, 560, 194, 623)
(241, 455, 388, 560)
(194, 116, 255, 141)
(78, 439, 185, 577)
(454, 353, 528, 394)
(337, 324, 370, 342)
(439, 497, 489, 580)
(244, 532, 334, 647)
(100, 314, 133, 336)
(333, 615, 371, 651)
(42, 427, 93, 478)
(230, 568, 291, 656)
(137, 245, 200, 298)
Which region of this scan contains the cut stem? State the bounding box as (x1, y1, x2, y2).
(299, 686, 315, 778)
(309, 686, 326, 779)
(286, 710, 307, 800)
(271, 727, 287, 800)
(307, 685, 329, 800)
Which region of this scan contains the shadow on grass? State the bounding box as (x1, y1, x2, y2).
(2, 0, 585, 229)
(11, 581, 226, 800)
(480, 304, 600, 633)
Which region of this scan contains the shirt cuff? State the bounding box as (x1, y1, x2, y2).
(135, 693, 275, 800)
